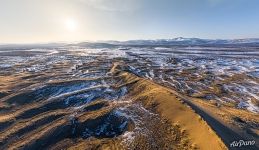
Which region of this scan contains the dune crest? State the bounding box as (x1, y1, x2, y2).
(113, 64, 227, 150)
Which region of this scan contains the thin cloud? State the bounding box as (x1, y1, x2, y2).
(78, 0, 141, 12)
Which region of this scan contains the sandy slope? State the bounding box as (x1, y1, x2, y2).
(1, 61, 257, 149)
(113, 65, 227, 150)
(184, 97, 259, 149)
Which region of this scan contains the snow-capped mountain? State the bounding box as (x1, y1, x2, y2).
(108, 37, 259, 46)
(1, 38, 259, 49)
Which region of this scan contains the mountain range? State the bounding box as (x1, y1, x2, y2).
(1, 37, 259, 49)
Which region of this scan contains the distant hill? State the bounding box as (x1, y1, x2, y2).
(1, 38, 259, 49)
(108, 37, 259, 46)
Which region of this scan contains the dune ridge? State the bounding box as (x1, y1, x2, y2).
(112, 63, 227, 150)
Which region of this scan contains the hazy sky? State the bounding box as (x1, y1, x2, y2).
(0, 0, 259, 43)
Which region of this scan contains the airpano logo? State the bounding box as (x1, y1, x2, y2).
(230, 140, 255, 148)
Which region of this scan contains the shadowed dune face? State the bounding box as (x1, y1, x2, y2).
(0, 46, 258, 149)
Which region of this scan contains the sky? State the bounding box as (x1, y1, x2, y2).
(0, 0, 259, 43)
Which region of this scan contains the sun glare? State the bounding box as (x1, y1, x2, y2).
(65, 19, 78, 32)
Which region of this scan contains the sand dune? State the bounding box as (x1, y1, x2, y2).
(0, 46, 258, 149)
(113, 63, 227, 150)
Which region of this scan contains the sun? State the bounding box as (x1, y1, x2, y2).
(65, 19, 78, 32)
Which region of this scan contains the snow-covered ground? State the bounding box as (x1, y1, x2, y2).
(0, 45, 258, 113)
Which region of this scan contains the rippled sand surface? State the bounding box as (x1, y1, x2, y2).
(0, 45, 258, 149)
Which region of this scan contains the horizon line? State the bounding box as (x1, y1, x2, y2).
(1, 37, 259, 45)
